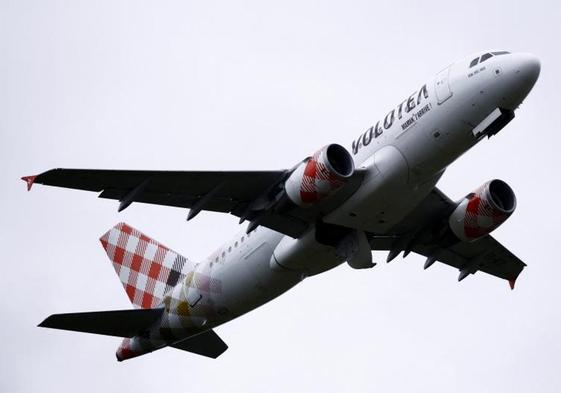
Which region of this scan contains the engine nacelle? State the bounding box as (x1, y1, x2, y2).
(285, 144, 355, 207)
(449, 179, 516, 242)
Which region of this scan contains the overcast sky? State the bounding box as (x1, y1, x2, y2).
(2, 1, 560, 392)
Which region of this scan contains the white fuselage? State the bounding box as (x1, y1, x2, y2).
(182, 51, 540, 329)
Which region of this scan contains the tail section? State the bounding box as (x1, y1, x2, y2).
(39, 223, 228, 361)
(38, 309, 228, 361)
(170, 329, 228, 359)
(100, 223, 194, 309)
(116, 329, 228, 361)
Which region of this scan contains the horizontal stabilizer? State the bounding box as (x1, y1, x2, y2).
(170, 329, 228, 359)
(39, 308, 164, 338)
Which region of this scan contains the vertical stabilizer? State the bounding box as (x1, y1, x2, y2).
(100, 223, 194, 308)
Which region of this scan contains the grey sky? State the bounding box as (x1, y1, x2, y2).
(2, 1, 560, 392)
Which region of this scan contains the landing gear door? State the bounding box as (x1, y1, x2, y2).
(435, 66, 453, 104)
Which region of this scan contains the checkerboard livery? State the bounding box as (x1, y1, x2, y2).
(27, 50, 539, 360)
(448, 180, 516, 242)
(284, 145, 352, 206)
(100, 223, 192, 309)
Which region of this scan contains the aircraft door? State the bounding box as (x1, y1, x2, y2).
(435, 66, 453, 104)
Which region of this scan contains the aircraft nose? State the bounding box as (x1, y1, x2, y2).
(515, 53, 541, 88)
(498, 52, 541, 109)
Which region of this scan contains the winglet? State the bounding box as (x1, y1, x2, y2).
(508, 278, 516, 290)
(21, 175, 37, 191)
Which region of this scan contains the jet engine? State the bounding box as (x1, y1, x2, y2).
(449, 179, 516, 242)
(284, 144, 355, 207)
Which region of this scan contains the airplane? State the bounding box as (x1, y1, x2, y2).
(22, 50, 540, 361)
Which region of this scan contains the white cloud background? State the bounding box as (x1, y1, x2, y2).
(1, 1, 560, 392)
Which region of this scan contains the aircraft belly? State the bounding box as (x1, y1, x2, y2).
(325, 144, 426, 233)
(271, 228, 345, 275)
(352, 177, 440, 233)
(208, 229, 302, 321)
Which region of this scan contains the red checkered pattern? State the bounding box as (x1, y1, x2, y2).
(299, 148, 345, 204)
(100, 223, 192, 309)
(463, 187, 509, 240)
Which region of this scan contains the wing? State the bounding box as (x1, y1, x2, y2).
(23, 168, 364, 238)
(369, 188, 526, 288)
(414, 235, 525, 287)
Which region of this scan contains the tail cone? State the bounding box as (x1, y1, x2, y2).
(116, 338, 142, 362)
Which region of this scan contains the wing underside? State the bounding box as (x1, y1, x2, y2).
(368, 188, 526, 287)
(24, 169, 525, 286)
(25, 167, 364, 238)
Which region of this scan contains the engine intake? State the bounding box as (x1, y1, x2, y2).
(285, 144, 354, 207)
(449, 179, 516, 242)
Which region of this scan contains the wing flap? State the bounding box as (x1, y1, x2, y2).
(98, 188, 235, 212)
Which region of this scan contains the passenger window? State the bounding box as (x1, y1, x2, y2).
(481, 53, 493, 62)
(235, 241, 238, 248)
(469, 57, 479, 68)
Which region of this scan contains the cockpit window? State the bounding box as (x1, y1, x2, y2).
(480, 53, 493, 62)
(470, 51, 510, 69)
